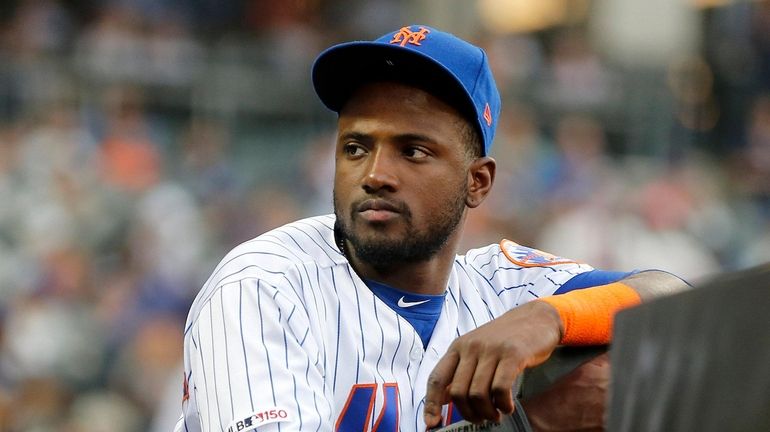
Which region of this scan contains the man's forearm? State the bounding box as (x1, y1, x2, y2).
(521, 270, 690, 431)
(538, 270, 690, 346)
(620, 270, 691, 302)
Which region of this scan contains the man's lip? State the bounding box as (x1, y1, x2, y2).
(356, 199, 401, 213)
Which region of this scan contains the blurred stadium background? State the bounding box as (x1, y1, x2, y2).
(0, 0, 768, 430)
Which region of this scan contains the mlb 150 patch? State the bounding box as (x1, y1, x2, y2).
(227, 407, 292, 432)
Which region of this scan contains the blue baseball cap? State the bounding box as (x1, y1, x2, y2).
(312, 25, 501, 156)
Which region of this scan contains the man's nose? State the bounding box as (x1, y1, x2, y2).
(362, 148, 399, 193)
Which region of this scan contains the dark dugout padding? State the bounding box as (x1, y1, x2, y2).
(608, 264, 770, 432)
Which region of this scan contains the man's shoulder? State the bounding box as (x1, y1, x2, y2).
(184, 214, 345, 326)
(456, 242, 501, 267)
(452, 240, 595, 306)
(455, 240, 593, 279)
(458, 240, 587, 268)
(218, 214, 345, 277)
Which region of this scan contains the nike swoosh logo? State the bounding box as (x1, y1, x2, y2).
(397, 296, 430, 308)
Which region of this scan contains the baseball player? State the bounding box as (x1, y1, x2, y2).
(175, 25, 687, 432)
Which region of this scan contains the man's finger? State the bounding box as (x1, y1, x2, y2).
(465, 355, 501, 423)
(424, 349, 460, 428)
(446, 353, 480, 423)
(490, 356, 524, 415)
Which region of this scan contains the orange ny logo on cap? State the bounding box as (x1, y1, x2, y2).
(390, 26, 430, 47)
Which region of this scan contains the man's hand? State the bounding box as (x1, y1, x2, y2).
(521, 353, 610, 432)
(424, 300, 563, 428)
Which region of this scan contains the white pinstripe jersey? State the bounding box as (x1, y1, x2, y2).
(175, 214, 593, 432)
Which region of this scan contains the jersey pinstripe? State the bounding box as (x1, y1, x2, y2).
(175, 214, 594, 432)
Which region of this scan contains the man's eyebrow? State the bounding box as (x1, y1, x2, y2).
(337, 131, 438, 146)
(392, 133, 437, 145)
(338, 131, 372, 144)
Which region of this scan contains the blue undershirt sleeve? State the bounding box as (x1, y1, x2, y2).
(553, 269, 638, 295)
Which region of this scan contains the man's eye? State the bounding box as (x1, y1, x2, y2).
(404, 147, 429, 159)
(344, 144, 366, 156)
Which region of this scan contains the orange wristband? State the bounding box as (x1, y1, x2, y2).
(539, 282, 642, 345)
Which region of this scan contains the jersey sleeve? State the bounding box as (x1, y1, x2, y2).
(464, 240, 595, 310)
(179, 277, 332, 432)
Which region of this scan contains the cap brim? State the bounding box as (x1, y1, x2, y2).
(312, 41, 477, 121)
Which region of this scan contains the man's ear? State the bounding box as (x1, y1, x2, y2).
(466, 157, 496, 208)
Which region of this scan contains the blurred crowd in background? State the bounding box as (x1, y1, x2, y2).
(0, 0, 769, 430)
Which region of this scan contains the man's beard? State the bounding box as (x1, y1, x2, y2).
(333, 185, 467, 271)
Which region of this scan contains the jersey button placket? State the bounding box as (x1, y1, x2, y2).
(410, 346, 423, 362)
